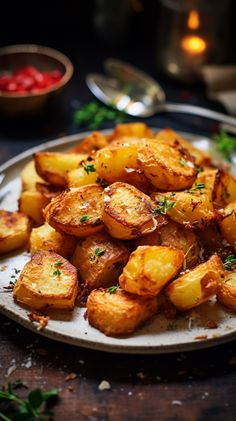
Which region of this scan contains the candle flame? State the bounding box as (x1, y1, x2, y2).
(181, 35, 206, 55)
(187, 10, 200, 30)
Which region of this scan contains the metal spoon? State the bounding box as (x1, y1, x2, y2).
(86, 58, 236, 131)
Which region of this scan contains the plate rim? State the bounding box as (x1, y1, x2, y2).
(1, 128, 235, 354)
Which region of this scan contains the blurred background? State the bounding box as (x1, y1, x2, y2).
(0, 0, 236, 158)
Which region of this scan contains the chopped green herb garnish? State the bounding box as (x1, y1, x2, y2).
(0, 380, 58, 420)
(154, 196, 176, 215)
(97, 178, 109, 188)
(54, 261, 63, 267)
(73, 102, 128, 130)
(95, 248, 105, 257)
(224, 254, 236, 271)
(106, 286, 119, 294)
(188, 182, 205, 192)
(196, 166, 203, 174)
(53, 269, 61, 276)
(83, 163, 96, 174)
(213, 130, 236, 161)
(179, 157, 187, 166)
(80, 215, 89, 222)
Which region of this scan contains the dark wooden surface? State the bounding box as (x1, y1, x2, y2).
(1, 44, 236, 420)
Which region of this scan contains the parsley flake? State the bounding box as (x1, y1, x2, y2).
(213, 130, 236, 161)
(154, 196, 176, 215)
(224, 254, 236, 271)
(188, 182, 205, 192)
(83, 163, 96, 174)
(95, 248, 105, 257)
(179, 157, 187, 166)
(53, 269, 61, 276)
(54, 261, 63, 267)
(106, 286, 119, 294)
(80, 215, 89, 222)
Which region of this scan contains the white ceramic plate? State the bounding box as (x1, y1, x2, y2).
(1, 129, 236, 354)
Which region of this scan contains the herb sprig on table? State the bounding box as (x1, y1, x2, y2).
(0, 380, 58, 421)
(74, 102, 128, 130)
(213, 130, 236, 161)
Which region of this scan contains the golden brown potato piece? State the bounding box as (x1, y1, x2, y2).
(66, 165, 98, 188)
(19, 190, 50, 225)
(71, 232, 129, 291)
(72, 131, 108, 154)
(137, 139, 196, 191)
(34, 152, 88, 186)
(166, 255, 224, 311)
(108, 122, 153, 141)
(86, 288, 158, 336)
(197, 168, 236, 208)
(159, 220, 200, 269)
(155, 128, 211, 167)
(102, 182, 165, 240)
(217, 271, 236, 311)
(13, 251, 78, 310)
(21, 160, 44, 191)
(29, 223, 77, 258)
(45, 184, 104, 237)
(134, 228, 161, 247)
(119, 245, 184, 296)
(197, 223, 230, 261)
(219, 200, 236, 251)
(152, 186, 215, 230)
(0, 210, 31, 254)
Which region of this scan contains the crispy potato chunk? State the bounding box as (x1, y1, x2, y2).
(86, 288, 158, 336)
(21, 160, 44, 191)
(0, 210, 31, 254)
(219, 200, 236, 250)
(19, 190, 50, 225)
(71, 232, 129, 291)
(152, 186, 215, 229)
(159, 220, 200, 269)
(13, 251, 78, 310)
(166, 255, 224, 311)
(108, 122, 153, 141)
(155, 128, 211, 167)
(30, 223, 77, 258)
(134, 228, 161, 247)
(102, 182, 165, 240)
(137, 139, 196, 191)
(34, 152, 88, 186)
(119, 245, 184, 296)
(67, 166, 98, 188)
(197, 223, 230, 261)
(72, 131, 108, 154)
(198, 168, 236, 208)
(45, 184, 104, 237)
(217, 271, 236, 311)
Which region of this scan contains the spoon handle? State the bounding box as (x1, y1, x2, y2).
(157, 103, 236, 128)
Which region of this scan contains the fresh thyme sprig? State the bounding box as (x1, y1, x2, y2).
(154, 196, 176, 215)
(224, 254, 236, 271)
(106, 286, 119, 294)
(83, 163, 96, 175)
(188, 182, 205, 192)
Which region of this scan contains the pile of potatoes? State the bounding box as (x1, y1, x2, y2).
(1, 122, 236, 337)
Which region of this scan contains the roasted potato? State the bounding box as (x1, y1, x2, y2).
(217, 271, 236, 311)
(19, 190, 50, 225)
(197, 223, 230, 261)
(219, 200, 236, 250)
(155, 128, 211, 167)
(21, 160, 44, 191)
(152, 186, 216, 229)
(34, 152, 88, 186)
(13, 251, 78, 310)
(166, 255, 224, 311)
(29, 223, 77, 258)
(137, 139, 197, 190)
(72, 131, 108, 154)
(71, 232, 129, 291)
(66, 165, 98, 188)
(119, 245, 184, 296)
(108, 122, 153, 141)
(35, 183, 63, 200)
(198, 168, 236, 208)
(134, 228, 161, 247)
(0, 210, 31, 254)
(159, 220, 200, 269)
(45, 184, 104, 237)
(86, 288, 158, 336)
(102, 182, 165, 240)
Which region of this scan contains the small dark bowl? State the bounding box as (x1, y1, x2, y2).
(0, 44, 74, 117)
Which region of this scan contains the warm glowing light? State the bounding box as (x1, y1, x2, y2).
(187, 10, 200, 30)
(181, 35, 206, 55)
